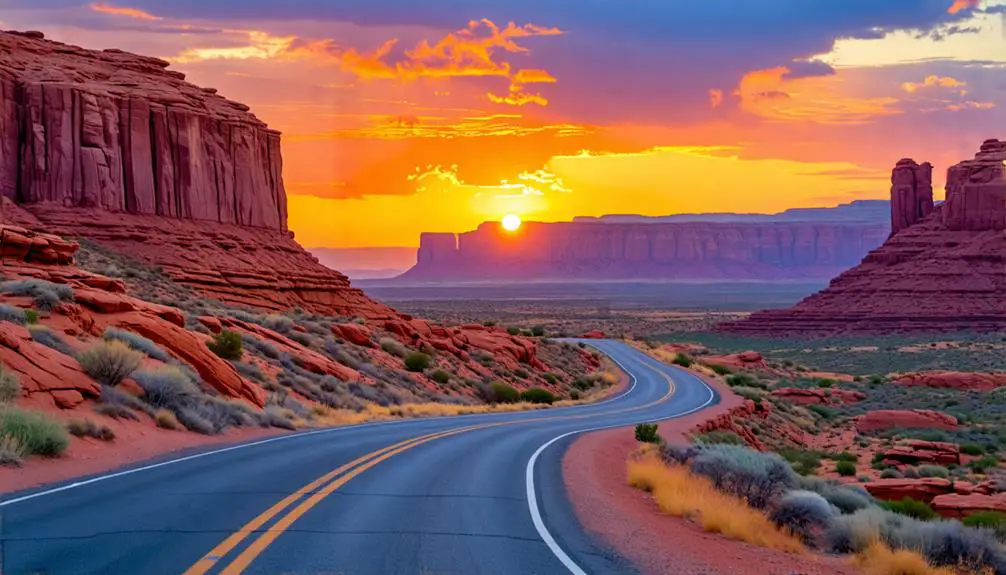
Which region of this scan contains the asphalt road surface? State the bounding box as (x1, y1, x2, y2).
(0, 340, 719, 575)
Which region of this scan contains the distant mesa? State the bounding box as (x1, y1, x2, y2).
(0, 30, 392, 318)
(396, 201, 890, 283)
(721, 138, 1006, 334)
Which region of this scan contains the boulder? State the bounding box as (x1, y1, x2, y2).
(703, 351, 766, 370)
(51, 389, 84, 409)
(331, 323, 373, 347)
(581, 330, 605, 339)
(894, 371, 1006, 392)
(864, 478, 954, 503)
(198, 316, 223, 334)
(931, 492, 1006, 519)
(856, 409, 958, 433)
(770, 387, 865, 405)
(883, 440, 960, 466)
(0, 322, 99, 405)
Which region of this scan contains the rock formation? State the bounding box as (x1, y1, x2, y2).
(722, 139, 1006, 334)
(855, 409, 959, 433)
(894, 371, 1006, 392)
(401, 219, 888, 282)
(0, 31, 391, 318)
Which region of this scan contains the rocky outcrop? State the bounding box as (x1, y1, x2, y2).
(0, 31, 391, 319)
(401, 219, 888, 282)
(890, 159, 934, 236)
(722, 139, 1006, 334)
(883, 440, 960, 466)
(702, 351, 765, 370)
(932, 493, 1006, 519)
(894, 371, 1006, 392)
(0, 224, 76, 264)
(0, 322, 100, 407)
(770, 387, 865, 405)
(864, 478, 956, 503)
(856, 409, 958, 433)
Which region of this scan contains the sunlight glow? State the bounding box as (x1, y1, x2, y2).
(501, 213, 522, 231)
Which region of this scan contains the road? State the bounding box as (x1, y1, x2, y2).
(0, 340, 718, 575)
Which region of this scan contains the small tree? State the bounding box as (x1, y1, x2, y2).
(207, 330, 243, 360)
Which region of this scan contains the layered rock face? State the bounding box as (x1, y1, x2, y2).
(722, 139, 1006, 334)
(402, 219, 888, 282)
(0, 31, 390, 318)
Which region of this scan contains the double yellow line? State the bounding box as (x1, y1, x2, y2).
(185, 357, 676, 574)
(183, 424, 487, 575)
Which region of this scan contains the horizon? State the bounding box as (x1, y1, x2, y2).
(4, 0, 1003, 248)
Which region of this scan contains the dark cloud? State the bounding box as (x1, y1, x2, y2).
(783, 60, 837, 80)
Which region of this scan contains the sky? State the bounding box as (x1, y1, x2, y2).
(1, 0, 1004, 247)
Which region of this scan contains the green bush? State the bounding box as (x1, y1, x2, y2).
(808, 404, 835, 419)
(917, 464, 950, 478)
(671, 353, 692, 367)
(486, 381, 519, 403)
(77, 340, 144, 386)
(23, 309, 38, 324)
(543, 373, 558, 385)
(506, 327, 520, 336)
(0, 407, 70, 457)
(968, 455, 1000, 473)
(0, 363, 20, 404)
(569, 390, 580, 400)
(694, 430, 745, 445)
(708, 364, 732, 375)
(531, 325, 545, 337)
(960, 442, 985, 456)
(880, 497, 938, 520)
(514, 368, 529, 379)
(725, 373, 764, 388)
(403, 352, 431, 372)
(635, 423, 660, 444)
(963, 510, 1006, 535)
(482, 320, 496, 327)
(430, 369, 450, 384)
(817, 378, 835, 388)
(781, 448, 822, 476)
(835, 460, 856, 477)
(207, 330, 243, 360)
(379, 337, 406, 358)
(520, 387, 556, 404)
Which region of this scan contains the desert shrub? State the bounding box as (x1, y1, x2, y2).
(430, 369, 450, 384)
(836, 460, 857, 477)
(635, 423, 661, 444)
(828, 451, 859, 463)
(0, 435, 25, 466)
(506, 326, 520, 336)
(208, 330, 243, 360)
(671, 353, 692, 367)
(694, 430, 745, 445)
(530, 325, 545, 337)
(403, 352, 431, 372)
(961, 442, 985, 456)
(781, 448, 822, 476)
(725, 373, 766, 389)
(483, 320, 496, 327)
(0, 407, 69, 457)
(569, 390, 580, 400)
(480, 381, 519, 404)
(881, 497, 938, 521)
(289, 331, 314, 348)
(262, 405, 296, 430)
(0, 363, 20, 404)
(514, 368, 529, 379)
(380, 337, 407, 358)
(155, 409, 179, 429)
(66, 419, 115, 441)
(964, 511, 1006, 531)
(708, 364, 732, 376)
(1, 279, 73, 311)
(103, 327, 170, 361)
(520, 387, 556, 404)
(0, 304, 27, 324)
(99, 384, 154, 416)
(262, 314, 294, 333)
(796, 476, 874, 513)
(817, 378, 835, 388)
(769, 490, 837, 543)
(93, 402, 138, 421)
(133, 366, 201, 411)
(543, 373, 558, 385)
(733, 387, 763, 403)
(28, 324, 74, 356)
(572, 378, 592, 391)
(808, 404, 835, 419)
(233, 361, 266, 382)
(23, 309, 38, 323)
(690, 444, 796, 509)
(77, 340, 144, 386)
(969, 455, 1000, 473)
(173, 397, 256, 435)
(917, 465, 950, 478)
(880, 469, 902, 479)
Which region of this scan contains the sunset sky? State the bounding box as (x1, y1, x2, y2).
(2, 0, 1004, 248)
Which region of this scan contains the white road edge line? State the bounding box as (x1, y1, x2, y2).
(0, 340, 636, 509)
(526, 342, 716, 575)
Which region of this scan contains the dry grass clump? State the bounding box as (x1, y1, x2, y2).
(853, 542, 957, 575)
(627, 455, 804, 553)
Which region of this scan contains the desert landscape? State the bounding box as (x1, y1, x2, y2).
(1, 0, 1005, 574)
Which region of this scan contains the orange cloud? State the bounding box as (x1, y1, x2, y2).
(947, 0, 980, 14)
(735, 66, 900, 124)
(90, 2, 161, 20)
(487, 67, 557, 107)
(901, 75, 966, 93)
(709, 89, 724, 108)
(945, 100, 996, 111)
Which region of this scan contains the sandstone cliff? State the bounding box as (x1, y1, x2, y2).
(722, 139, 1006, 334)
(401, 219, 888, 282)
(0, 31, 391, 318)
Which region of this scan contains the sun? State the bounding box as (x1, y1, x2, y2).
(501, 213, 522, 232)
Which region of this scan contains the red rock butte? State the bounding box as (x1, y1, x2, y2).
(0, 30, 391, 318)
(722, 138, 1006, 334)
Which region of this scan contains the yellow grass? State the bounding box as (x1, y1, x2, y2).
(626, 456, 804, 553)
(853, 542, 957, 575)
(308, 400, 550, 427)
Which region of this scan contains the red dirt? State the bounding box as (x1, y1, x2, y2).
(563, 372, 861, 575)
(0, 401, 284, 494)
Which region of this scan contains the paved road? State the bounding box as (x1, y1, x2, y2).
(0, 340, 718, 574)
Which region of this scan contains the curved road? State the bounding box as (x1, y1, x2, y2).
(0, 340, 718, 574)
